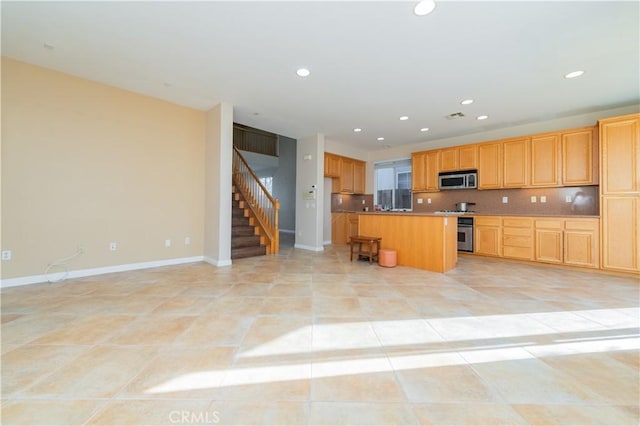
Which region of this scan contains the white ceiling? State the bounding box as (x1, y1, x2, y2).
(2, 1, 639, 151)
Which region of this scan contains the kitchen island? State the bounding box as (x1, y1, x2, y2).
(358, 212, 458, 273)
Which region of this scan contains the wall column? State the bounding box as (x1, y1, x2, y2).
(294, 133, 325, 251)
(204, 103, 233, 266)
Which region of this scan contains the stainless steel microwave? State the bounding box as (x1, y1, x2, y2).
(438, 170, 477, 190)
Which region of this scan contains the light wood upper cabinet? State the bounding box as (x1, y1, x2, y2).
(503, 137, 529, 187)
(425, 150, 440, 191)
(353, 161, 366, 194)
(530, 133, 561, 187)
(326, 153, 366, 194)
(439, 145, 478, 172)
(411, 152, 427, 191)
(439, 147, 458, 171)
(324, 153, 341, 178)
(562, 126, 598, 186)
(478, 142, 502, 189)
(412, 150, 440, 192)
(339, 157, 354, 193)
(600, 115, 640, 194)
(459, 145, 478, 170)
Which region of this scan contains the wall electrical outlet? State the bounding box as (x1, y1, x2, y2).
(165, 239, 171, 247)
(184, 237, 191, 245)
(502, 196, 509, 203)
(540, 196, 547, 203)
(362, 199, 366, 204)
(2, 250, 12, 261)
(531, 196, 537, 203)
(565, 195, 572, 203)
(427, 198, 432, 204)
(109, 242, 117, 251)
(417, 198, 423, 204)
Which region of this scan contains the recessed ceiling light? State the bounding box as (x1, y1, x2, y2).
(353, 128, 362, 132)
(377, 137, 385, 141)
(414, 0, 436, 16)
(564, 70, 584, 79)
(296, 68, 310, 77)
(400, 116, 409, 121)
(477, 115, 489, 120)
(461, 99, 474, 105)
(420, 128, 430, 132)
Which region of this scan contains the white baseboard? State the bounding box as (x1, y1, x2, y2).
(1, 256, 205, 288)
(294, 243, 325, 252)
(323, 240, 332, 246)
(204, 256, 232, 267)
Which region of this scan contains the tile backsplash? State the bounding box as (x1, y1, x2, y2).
(412, 186, 599, 216)
(331, 193, 374, 212)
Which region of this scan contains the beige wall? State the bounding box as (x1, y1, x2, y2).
(1, 58, 206, 280)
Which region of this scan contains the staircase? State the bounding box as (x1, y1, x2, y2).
(232, 186, 267, 259)
(232, 146, 279, 259)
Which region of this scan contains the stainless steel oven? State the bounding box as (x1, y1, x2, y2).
(458, 217, 474, 252)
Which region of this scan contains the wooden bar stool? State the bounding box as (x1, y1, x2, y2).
(349, 235, 382, 264)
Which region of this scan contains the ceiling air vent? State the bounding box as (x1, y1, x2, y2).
(445, 112, 465, 120)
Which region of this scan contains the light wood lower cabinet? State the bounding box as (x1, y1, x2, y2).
(331, 213, 359, 245)
(534, 219, 564, 264)
(474, 216, 600, 269)
(567, 220, 599, 269)
(348, 214, 360, 239)
(502, 217, 533, 260)
(474, 216, 501, 256)
(601, 196, 638, 272)
(533, 218, 599, 268)
(358, 213, 457, 273)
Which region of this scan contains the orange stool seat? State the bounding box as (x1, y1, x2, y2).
(378, 249, 397, 267)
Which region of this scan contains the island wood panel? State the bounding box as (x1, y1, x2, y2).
(358, 214, 457, 273)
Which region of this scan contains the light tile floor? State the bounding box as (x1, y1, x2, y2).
(2, 236, 639, 425)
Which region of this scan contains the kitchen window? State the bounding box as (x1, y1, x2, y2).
(374, 159, 412, 210)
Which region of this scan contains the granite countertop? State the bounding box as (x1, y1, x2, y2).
(356, 211, 600, 218)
